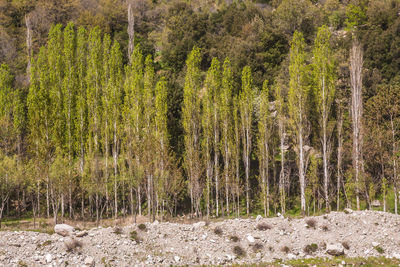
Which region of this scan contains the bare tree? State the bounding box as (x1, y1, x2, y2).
(25, 14, 32, 83)
(349, 38, 363, 211)
(127, 1, 135, 64)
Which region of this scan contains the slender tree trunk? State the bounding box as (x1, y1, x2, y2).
(337, 103, 343, 211)
(279, 120, 286, 215)
(391, 116, 398, 215)
(127, 2, 135, 63)
(299, 125, 306, 215)
(25, 14, 32, 82)
(350, 38, 363, 211)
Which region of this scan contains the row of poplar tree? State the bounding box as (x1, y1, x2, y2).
(0, 22, 399, 225)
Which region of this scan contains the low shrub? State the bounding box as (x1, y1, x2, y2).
(256, 222, 272, 231)
(281, 246, 290, 254)
(306, 218, 317, 229)
(64, 238, 83, 252)
(229, 235, 239, 242)
(304, 243, 318, 254)
(374, 246, 384, 254)
(113, 226, 123, 235)
(252, 242, 264, 252)
(138, 224, 147, 231)
(342, 241, 350, 250)
(233, 245, 246, 257)
(214, 226, 223, 236)
(130, 230, 142, 243)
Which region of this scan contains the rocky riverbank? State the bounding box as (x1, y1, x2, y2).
(1, 210, 400, 266)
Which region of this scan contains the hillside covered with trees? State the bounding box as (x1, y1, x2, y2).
(0, 0, 399, 225)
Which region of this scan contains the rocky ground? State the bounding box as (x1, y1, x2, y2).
(1, 209, 400, 266)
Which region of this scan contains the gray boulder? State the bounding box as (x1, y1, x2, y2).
(326, 243, 345, 256)
(54, 224, 75, 237)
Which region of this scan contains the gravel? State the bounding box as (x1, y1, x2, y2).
(1, 210, 400, 266)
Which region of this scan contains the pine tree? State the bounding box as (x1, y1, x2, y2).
(239, 66, 254, 216)
(288, 31, 308, 214)
(313, 25, 335, 211)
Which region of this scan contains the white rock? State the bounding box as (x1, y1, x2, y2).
(54, 224, 75, 237)
(153, 220, 159, 225)
(326, 243, 345, 256)
(174, 256, 180, 263)
(193, 221, 206, 229)
(287, 253, 296, 260)
(372, 242, 379, 247)
(256, 215, 263, 222)
(84, 256, 94, 266)
(246, 234, 255, 243)
(75, 231, 88, 237)
(45, 254, 53, 263)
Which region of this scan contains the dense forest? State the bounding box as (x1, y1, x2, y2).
(0, 0, 399, 225)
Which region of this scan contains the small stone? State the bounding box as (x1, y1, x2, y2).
(256, 215, 263, 222)
(45, 254, 53, 263)
(287, 253, 296, 260)
(246, 234, 255, 243)
(153, 220, 159, 225)
(75, 231, 88, 237)
(372, 242, 379, 247)
(174, 256, 180, 263)
(84, 256, 94, 266)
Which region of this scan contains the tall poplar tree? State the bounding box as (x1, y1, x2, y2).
(123, 46, 144, 216)
(257, 80, 272, 216)
(182, 47, 202, 216)
(86, 26, 104, 223)
(239, 66, 254, 216)
(75, 26, 88, 218)
(313, 25, 335, 211)
(288, 31, 308, 214)
(220, 58, 233, 216)
(62, 22, 76, 217)
(274, 84, 286, 214)
(143, 55, 155, 221)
